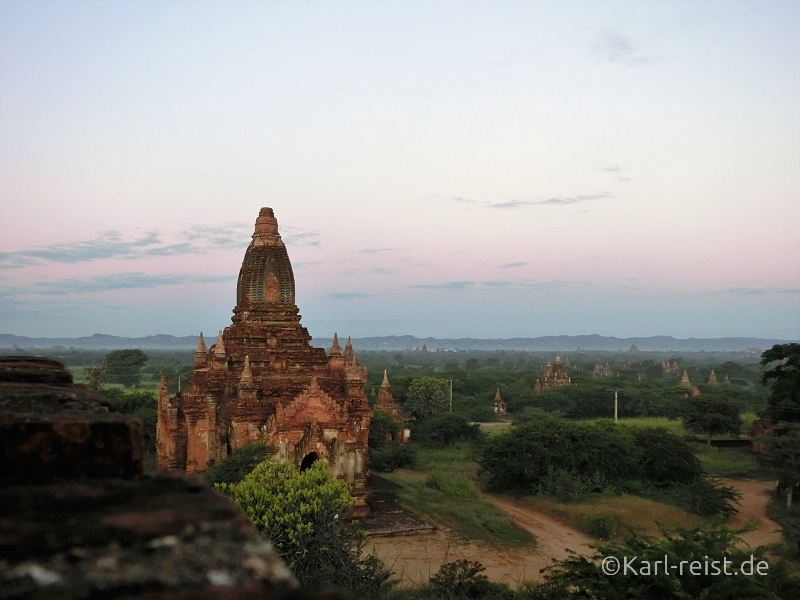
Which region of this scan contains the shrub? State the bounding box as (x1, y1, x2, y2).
(631, 427, 703, 485)
(429, 560, 512, 599)
(217, 459, 393, 596)
(584, 515, 624, 539)
(656, 478, 740, 517)
(479, 417, 639, 493)
(101, 388, 157, 454)
(369, 410, 401, 451)
(478, 416, 738, 517)
(537, 523, 799, 599)
(204, 443, 273, 485)
(370, 444, 417, 473)
(535, 468, 615, 502)
(414, 413, 484, 447)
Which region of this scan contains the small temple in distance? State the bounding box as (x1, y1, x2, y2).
(534, 356, 571, 393)
(374, 370, 404, 425)
(156, 208, 371, 516)
(491, 387, 507, 415)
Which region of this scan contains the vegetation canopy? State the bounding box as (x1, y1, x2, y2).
(217, 459, 392, 596)
(103, 349, 148, 387)
(478, 416, 737, 515)
(534, 524, 799, 600)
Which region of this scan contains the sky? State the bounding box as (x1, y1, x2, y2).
(1, 0, 799, 341)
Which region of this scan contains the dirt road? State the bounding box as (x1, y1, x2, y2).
(369, 495, 593, 588)
(370, 479, 784, 588)
(721, 478, 783, 548)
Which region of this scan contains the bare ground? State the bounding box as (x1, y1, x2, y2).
(721, 478, 783, 549)
(369, 494, 593, 588)
(370, 479, 785, 588)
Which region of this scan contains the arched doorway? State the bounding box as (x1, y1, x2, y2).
(300, 452, 319, 472)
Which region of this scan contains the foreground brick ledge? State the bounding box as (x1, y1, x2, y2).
(0, 473, 300, 599)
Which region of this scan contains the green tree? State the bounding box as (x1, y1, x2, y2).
(217, 459, 393, 596)
(82, 365, 105, 391)
(679, 395, 742, 446)
(762, 343, 800, 423)
(368, 410, 416, 472)
(368, 410, 401, 451)
(104, 349, 148, 387)
(413, 413, 483, 447)
(478, 417, 640, 495)
(404, 376, 448, 422)
(101, 388, 157, 456)
(204, 443, 273, 486)
(766, 425, 800, 509)
(631, 427, 703, 486)
(760, 345, 800, 509)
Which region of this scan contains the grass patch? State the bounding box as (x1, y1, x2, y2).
(383, 469, 535, 548)
(414, 444, 480, 478)
(613, 416, 688, 436)
(477, 421, 512, 437)
(382, 443, 533, 548)
(694, 444, 773, 479)
(522, 494, 706, 541)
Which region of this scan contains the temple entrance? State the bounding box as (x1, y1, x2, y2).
(300, 452, 319, 472)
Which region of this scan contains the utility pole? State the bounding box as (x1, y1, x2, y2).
(447, 379, 453, 412)
(605, 387, 619, 422)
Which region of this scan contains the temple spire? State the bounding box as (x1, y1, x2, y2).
(381, 369, 390, 387)
(241, 355, 253, 384)
(194, 332, 208, 368)
(330, 332, 341, 356)
(252, 207, 280, 240)
(196, 332, 207, 354)
(213, 330, 226, 357)
(344, 336, 354, 359)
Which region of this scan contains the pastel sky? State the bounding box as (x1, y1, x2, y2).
(1, 0, 798, 341)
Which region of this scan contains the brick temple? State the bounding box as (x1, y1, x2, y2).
(156, 207, 371, 516)
(534, 356, 570, 392)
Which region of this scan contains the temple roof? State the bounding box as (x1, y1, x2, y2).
(236, 207, 296, 306)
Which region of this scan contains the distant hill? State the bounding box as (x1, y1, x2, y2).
(0, 333, 199, 351)
(1, 332, 796, 353)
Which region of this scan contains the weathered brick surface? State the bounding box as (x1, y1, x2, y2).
(0, 357, 143, 482)
(0, 474, 301, 599)
(157, 208, 371, 515)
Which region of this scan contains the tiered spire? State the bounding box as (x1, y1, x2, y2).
(194, 332, 208, 368)
(680, 370, 691, 387)
(240, 355, 253, 384)
(213, 330, 226, 357)
(196, 332, 207, 354)
(330, 333, 341, 356)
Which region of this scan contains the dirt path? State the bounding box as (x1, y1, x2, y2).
(721, 478, 783, 548)
(369, 495, 593, 588)
(370, 480, 783, 588)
